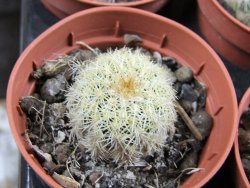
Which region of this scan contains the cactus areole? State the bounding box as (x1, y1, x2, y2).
(66, 47, 177, 163)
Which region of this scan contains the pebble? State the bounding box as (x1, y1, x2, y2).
(162, 57, 178, 71)
(69, 49, 96, 62)
(31, 144, 52, 162)
(180, 84, 198, 102)
(123, 34, 142, 46)
(125, 170, 136, 180)
(179, 151, 198, 170)
(173, 82, 181, 95)
(144, 155, 154, 163)
(191, 110, 213, 140)
(31, 68, 43, 79)
(52, 165, 66, 175)
(140, 48, 151, 57)
(63, 170, 71, 178)
(70, 167, 86, 184)
(48, 102, 66, 118)
(44, 103, 66, 129)
(31, 56, 72, 79)
(40, 143, 53, 154)
(43, 161, 57, 174)
(180, 100, 193, 113)
(163, 180, 176, 188)
(188, 139, 202, 152)
(153, 51, 162, 64)
(175, 67, 193, 83)
(20, 96, 45, 116)
(40, 74, 67, 103)
(54, 144, 72, 164)
(194, 80, 207, 108)
(100, 181, 108, 188)
(31, 93, 40, 99)
(192, 101, 198, 112)
(54, 131, 66, 144)
(140, 176, 147, 184)
(40, 57, 69, 77)
(85, 161, 94, 167)
(89, 171, 101, 185)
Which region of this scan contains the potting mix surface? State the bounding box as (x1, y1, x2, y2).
(20, 37, 212, 187)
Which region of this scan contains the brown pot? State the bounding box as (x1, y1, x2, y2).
(234, 87, 250, 188)
(41, 0, 168, 18)
(197, 0, 250, 69)
(7, 7, 238, 187)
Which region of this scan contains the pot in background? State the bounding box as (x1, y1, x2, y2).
(197, 0, 250, 69)
(234, 87, 250, 188)
(41, 0, 168, 18)
(7, 7, 238, 187)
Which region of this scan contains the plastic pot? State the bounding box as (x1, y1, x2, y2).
(7, 7, 237, 188)
(234, 87, 250, 188)
(41, 0, 168, 18)
(197, 0, 250, 69)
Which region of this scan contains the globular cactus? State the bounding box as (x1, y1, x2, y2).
(66, 47, 177, 163)
(224, 0, 250, 26)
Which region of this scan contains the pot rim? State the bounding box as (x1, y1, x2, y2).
(234, 87, 250, 186)
(77, 0, 156, 6)
(7, 6, 238, 188)
(211, 0, 250, 32)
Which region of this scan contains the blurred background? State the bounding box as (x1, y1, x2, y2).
(0, 0, 20, 188)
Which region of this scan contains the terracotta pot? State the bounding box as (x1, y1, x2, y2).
(197, 0, 250, 69)
(41, 0, 168, 18)
(7, 7, 237, 188)
(234, 87, 250, 188)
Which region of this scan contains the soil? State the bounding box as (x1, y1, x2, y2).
(20, 34, 213, 188)
(239, 106, 250, 182)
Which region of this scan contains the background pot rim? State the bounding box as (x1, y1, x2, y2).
(234, 87, 250, 187)
(77, 0, 157, 6)
(197, 0, 250, 69)
(40, 0, 168, 19)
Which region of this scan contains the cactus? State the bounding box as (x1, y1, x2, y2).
(66, 47, 177, 163)
(224, 0, 250, 26)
